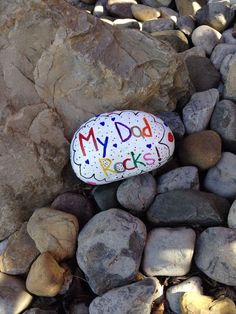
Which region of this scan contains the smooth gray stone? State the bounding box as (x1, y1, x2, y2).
(92, 181, 120, 211)
(116, 173, 157, 214)
(177, 15, 195, 36)
(76, 208, 147, 295)
(204, 152, 236, 199)
(224, 52, 236, 101)
(210, 99, 236, 153)
(143, 18, 174, 33)
(220, 53, 234, 81)
(182, 89, 219, 134)
(157, 166, 199, 193)
(195, 227, 236, 285)
(228, 200, 236, 228)
(211, 43, 236, 70)
(157, 112, 185, 140)
(147, 190, 230, 227)
(89, 277, 161, 314)
(222, 28, 236, 44)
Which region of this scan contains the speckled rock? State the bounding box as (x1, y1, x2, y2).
(166, 277, 203, 314)
(228, 200, 236, 228)
(157, 112, 185, 140)
(151, 30, 189, 52)
(224, 53, 236, 101)
(76, 208, 147, 294)
(106, 0, 137, 18)
(143, 18, 174, 32)
(204, 152, 236, 199)
(211, 44, 236, 70)
(195, 227, 236, 285)
(143, 227, 196, 276)
(179, 130, 222, 170)
(131, 4, 160, 21)
(182, 89, 219, 134)
(89, 277, 162, 314)
(177, 15, 195, 36)
(0, 272, 33, 314)
(191, 25, 222, 55)
(210, 99, 236, 153)
(92, 182, 120, 211)
(147, 190, 229, 226)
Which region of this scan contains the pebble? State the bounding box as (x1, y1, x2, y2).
(140, 0, 172, 8)
(175, 0, 204, 16)
(151, 30, 189, 52)
(191, 25, 222, 55)
(51, 192, 93, 228)
(179, 130, 222, 170)
(157, 166, 199, 193)
(131, 4, 160, 21)
(0, 272, 33, 314)
(204, 152, 236, 199)
(147, 190, 230, 226)
(113, 18, 141, 28)
(92, 181, 120, 211)
(93, 0, 108, 17)
(0, 222, 39, 275)
(210, 44, 236, 70)
(166, 277, 203, 314)
(106, 0, 137, 18)
(210, 99, 236, 153)
(157, 112, 185, 140)
(159, 7, 178, 23)
(177, 15, 195, 36)
(76, 208, 147, 294)
(194, 227, 236, 285)
(26, 252, 65, 297)
(143, 18, 174, 32)
(220, 53, 234, 81)
(224, 53, 236, 101)
(89, 277, 161, 314)
(143, 227, 196, 276)
(228, 200, 236, 228)
(185, 56, 220, 92)
(116, 173, 157, 214)
(222, 28, 236, 44)
(182, 89, 219, 134)
(27, 207, 79, 261)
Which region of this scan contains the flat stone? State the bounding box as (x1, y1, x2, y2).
(0, 222, 39, 275)
(204, 152, 236, 199)
(177, 15, 195, 36)
(157, 112, 185, 140)
(195, 227, 236, 285)
(179, 130, 222, 170)
(143, 227, 196, 276)
(143, 18, 174, 32)
(228, 200, 236, 228)
(210, 99, 236, 153)
(131, 4, 160, 21)
(151, 30, 189, 52)
(51, 192, 93, 228)
(222, 28, 236, 44)
(166, 277, 203, 314)
(147, 190, 230, 227)
(175, 0, 207, 16)
(92, 182, 120, 211)
(0, 272, 33, 314)
(113, 18, 140, 29)
(76, 208, 147, 295)
(157, 166, 199, 193)
(224, 53, 236, 101)
(182, 89, 219, 134)
(89, 277, 161, 314)
(116, 173, 157, 214)
(191, 25, 222, 55)
(196, 3, 235, 32)
(106, 0, 137, 18)
(159, 7, 178, 23)
(27, 207, 79, 261)
(26, 252, 65, 297)
(211, 44, 236, 70)
(185, 56, 220, 92)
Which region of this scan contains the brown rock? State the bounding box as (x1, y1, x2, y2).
(131, 4, 160, 22)
(26, 252, 65, 297)
(179, 130, 222, 170)
(27, 207, 79, 261)
(151, 30, 189, 52)
(0, 222, 39, 275)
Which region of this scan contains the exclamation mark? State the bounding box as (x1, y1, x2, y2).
(155, 146, 162, 162)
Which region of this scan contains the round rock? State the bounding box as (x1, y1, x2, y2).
(228, 200, 236, 228)
(179, 130, 222, 170)
(131, 4, 160, 21)
(204, 152, 236, 199)
(177, 15, 195, 36)
(143, 227, 196, 276)
(116, 173, 157, 214)
(76, 208, 147, 295)
(195, 227, 236, 285)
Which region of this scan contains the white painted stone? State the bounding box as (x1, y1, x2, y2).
(70, 110, 175, 185)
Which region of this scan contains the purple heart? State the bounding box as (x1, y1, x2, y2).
(111, 117, 116, 121)
(113, 143, 117, 148)
(146, 144, 152, 149)
(85, 159, 90, 164)
(100, 122, 105, 126)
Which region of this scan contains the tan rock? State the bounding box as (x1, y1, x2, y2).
(26, 252, 65, 297)
(151, 30, 189, 52)
(131, 4, 160, 21)
(27, 207, 79, 261)
(0, 222, 39, 275)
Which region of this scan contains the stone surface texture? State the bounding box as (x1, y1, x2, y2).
(228, 200, 236, 228)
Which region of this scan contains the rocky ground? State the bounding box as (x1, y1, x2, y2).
(0, 0, 236, 313)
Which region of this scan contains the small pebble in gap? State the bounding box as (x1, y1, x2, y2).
(113, 18, 141, 29)
(92, 181, 120, 211)
(157, 166, 199, 193)
(177, 15, 195, 36)
(143, 18, 174, 32)
(116, 173, 157, 214)
(182, 89, 219, 134)
(143, 227, 196, 276)
(210, 43, 236, 70)
(179, 130, 222, 170)
(157, 112, 185, 140)
(194, 227, 236, 286)
(191, 25, 222, 55)
(93, 0, 108, 17)
(151, 30, 189, 52)
(228, 200, 236, 228)
(166, 277, 203, 314)
(204, 152, 236, 199)
(131, 4, 160, 22)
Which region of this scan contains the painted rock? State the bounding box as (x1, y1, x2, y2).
(70, 110, 175, 185)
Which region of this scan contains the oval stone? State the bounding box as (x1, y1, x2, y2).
(70, 110, 175, 185)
